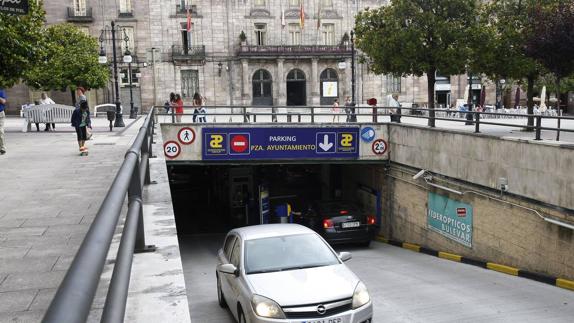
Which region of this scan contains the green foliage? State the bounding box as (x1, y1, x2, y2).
(25, 23, 108, 91)
(471, 0, 541, 81)
(0, 1, 46, 88)
(355, 0, 477, 78)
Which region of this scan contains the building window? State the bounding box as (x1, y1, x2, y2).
(120, 27, 135, 54)
(254, 23, 266, 46)
(254, 0, 265, 7)
(119, 0, 132, 14)
(322, 24, 335, 45)
(252, 69, 273, 105)
(289, 0, 300, 7)
(288, 23, 301, 45)
(181, 70, 199, 99)
(120, 68, 140, 87)
(74, 0, 87, 16)
(180, 23, 194, 49)
(387, 75, 401, 93)
(322, 0, 333, 8)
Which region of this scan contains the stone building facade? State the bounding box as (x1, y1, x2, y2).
(4, 0, 498, 113)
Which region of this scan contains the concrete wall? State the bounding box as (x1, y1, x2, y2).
(382, 125, 574, 280)
(389, 125, 574, 210)
(386, 169, 574, 280)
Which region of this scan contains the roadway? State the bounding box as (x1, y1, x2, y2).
(179, 234, 574, 323)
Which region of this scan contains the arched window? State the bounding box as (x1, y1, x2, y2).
(252, 69, 273, 105)
(320, 68, 338, 105)
(287, 69, 306, 81)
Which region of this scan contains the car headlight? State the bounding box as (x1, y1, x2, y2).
(352, 281, 370, 309)
(251, 294, 286, 319)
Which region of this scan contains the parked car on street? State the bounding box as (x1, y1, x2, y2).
(295, 201, 376, 246)
(216, 224, 373, 323)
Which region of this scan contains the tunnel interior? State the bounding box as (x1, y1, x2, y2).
(167, 163, 384, 235)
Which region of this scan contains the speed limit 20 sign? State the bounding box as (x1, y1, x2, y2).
(163, 141, 181, 159)
(371, 139, 388, 155)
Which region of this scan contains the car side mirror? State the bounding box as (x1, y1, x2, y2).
(218, 263, 239, 276)
(339, 252, 352, 262)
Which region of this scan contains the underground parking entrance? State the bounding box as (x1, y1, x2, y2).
(167, 162, 385, 236)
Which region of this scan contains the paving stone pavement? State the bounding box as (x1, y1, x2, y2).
(0, 116, 144, 323)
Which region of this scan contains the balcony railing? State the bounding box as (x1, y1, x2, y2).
(172, 45, 206, 61)
(237, 45, 352, 57)
(67, 7, 93, 22)
(118, 10, 134, 18)
(176, 4, 198, 14)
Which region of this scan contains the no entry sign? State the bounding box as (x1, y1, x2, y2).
(230, 134, 250, 154)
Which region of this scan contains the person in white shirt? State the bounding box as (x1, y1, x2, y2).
(389, 93, 401, 123)
(40, 92, 56, 131)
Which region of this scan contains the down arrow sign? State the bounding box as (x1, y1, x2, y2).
(319, 134, 334, 151)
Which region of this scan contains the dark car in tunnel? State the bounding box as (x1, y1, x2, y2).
(295, 201, 376, 246)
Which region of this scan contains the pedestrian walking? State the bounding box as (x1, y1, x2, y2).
(331, 99, 340, 123)
(39, 92, 56, 131)
(193, 93, 207, 123)
(389, 93, 401, 123)
(344, 96, 352, 122)
(175, 93, 184, 123)
(0, 88, 7, 155)
(76, 87, 87, 106)
(71, 100, 92, 156)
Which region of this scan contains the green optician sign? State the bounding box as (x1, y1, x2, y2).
(427, 192, 473, 247)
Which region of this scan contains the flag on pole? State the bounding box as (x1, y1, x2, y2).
(299, 1, 305, 29)
(186, 8, 192, 32)
(317, 1, 321, 29)
(281, 6, 286, 28)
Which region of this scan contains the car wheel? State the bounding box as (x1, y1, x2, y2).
(216, 273, 227, 308)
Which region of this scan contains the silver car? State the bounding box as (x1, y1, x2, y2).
(216, 224, 373, 323)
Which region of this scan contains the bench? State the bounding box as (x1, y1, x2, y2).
(94, 104, 123, 117)
(22, 104, 76, 132)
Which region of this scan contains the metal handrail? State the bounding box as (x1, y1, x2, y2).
(42, 110, 157, 323)
(155, 105, 573, 141)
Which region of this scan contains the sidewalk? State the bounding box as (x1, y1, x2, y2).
(0, 115, 189, 322)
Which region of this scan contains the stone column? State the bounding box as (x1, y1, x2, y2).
(311, 58, 320, 106)
(277, 59, 286, 106)
(241, 59, 249, 105)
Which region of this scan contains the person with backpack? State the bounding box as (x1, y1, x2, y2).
(71, 100, 92, 155)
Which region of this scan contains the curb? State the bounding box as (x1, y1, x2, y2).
(375, 235, 574, 292)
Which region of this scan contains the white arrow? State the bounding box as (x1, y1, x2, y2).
(318, 134, 333, 151)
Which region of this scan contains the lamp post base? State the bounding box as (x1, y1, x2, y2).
(114, 114, 125, 127)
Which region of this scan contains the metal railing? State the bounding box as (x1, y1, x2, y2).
(155, 105, 574, 141)
(67, 7, 94, 21)
(42, 110, 157, 323)
(237, 45, 352, 56)
(172, 45, 206, 60)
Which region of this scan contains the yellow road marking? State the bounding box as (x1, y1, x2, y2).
(556, 278, 574, 291)
(487, 263, 519, 276)
(438, 252, 462, 262)
(376, 235, 389, 243)
(402, 242, 421, 252)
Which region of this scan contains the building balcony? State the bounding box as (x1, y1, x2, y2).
(176, 4, 198, 15)
(67, 7, 94, 22)
(237, 45, 352, 58)
(118, 10, 134, 18)
(172, 45, 206, 63)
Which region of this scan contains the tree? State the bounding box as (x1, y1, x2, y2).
(354, 0, 478, 127)
(0, 1, 46, 88)
(525, 2, 574, 114)
(472, 0, 544, 128)
(24, 23, 109, 102)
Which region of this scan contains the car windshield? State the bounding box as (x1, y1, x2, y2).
(244, 233, 340, 274)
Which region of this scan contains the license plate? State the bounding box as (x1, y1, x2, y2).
(301, 318, 342, 323)
(341, 221, 360, 228)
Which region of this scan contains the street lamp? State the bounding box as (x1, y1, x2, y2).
(98, 21, 125, 127)
(121, 33, 136, 119)
(350, 30, 356, 121)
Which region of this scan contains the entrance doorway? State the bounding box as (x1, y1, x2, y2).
(320, 68, 338, 105)
(286, 69, 306, 106)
